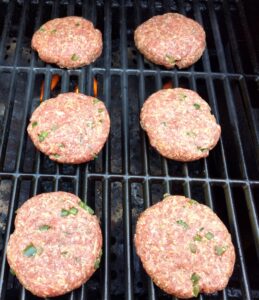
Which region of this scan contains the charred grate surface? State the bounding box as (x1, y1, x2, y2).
(0, 0, 258, 300)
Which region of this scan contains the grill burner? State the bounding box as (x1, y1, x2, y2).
(0, 0, 259, 299)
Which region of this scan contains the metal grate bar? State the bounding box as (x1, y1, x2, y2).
(0, 1, 14, 63)
(0, 177, 17, 299)
(222, 1, 243, 73)
(177, 0, 196, 76)
(237, 0, 259, 73)
(120, 2, 134, 300)
(101, 0, 112, 299)
(134, 2, 157, 298)
(239, 76, 259, 150)
(2, 64, 259, 79)
(0, 72, 18, 166)
(15, 72, 35, 172)
(0, 172, 259, 186)
(193, 0, 212, 73)
(224, 185, 252, 299)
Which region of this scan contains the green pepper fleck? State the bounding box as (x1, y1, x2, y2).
(93, 98, 100, 104)
(32, 121, 38, 128)
(193, 284, 200, 297)
(53, 154, 60, 159)
(193, 103, 200, 110)
(98, 108, 104, 113)
(161, 122, 167, 126)
(163, 193, 171, 198)
(94, 258, 101, 269)
(191, 273, 200, 285)
(215, 245, 227, 256)
(94, 249, 103, 270)
(205, 232, 214, 240)
(61, 251, 68, 255)
(58, 143, 65, 148)
(51, 29, 57, 33)
(165, 54, 175, 64)
(93, 153, 98, 159)
(10, 268, 16, 276)
(38, 131, 49, 142)
(186, 131, 196, 137)
(61, 209, 69, 217)
(23, 243, 37, 257)
(39, 224, 51, 231)
(176, 219, 189, 229)
(197, 146, 208, 152)
(193, 234, 202, 242)
(39, 26, 45, 32)
(179, 94, 187, 101)
(188, 199, 198, 205)
(69, 207, 78, 215)
(75, 22, 80, 26)
(199, 227, 204, 231)
(71, 53, 79, 61)
(78, 200, 94, 214)
(189, 243, 197, 254)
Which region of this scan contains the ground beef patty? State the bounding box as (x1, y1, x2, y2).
(27, 92, 110, 164)
(7, 192, 102, 298)
(32, 16, 102, 68)
(134, 13, 206, 69)
(140, 88, 221, 161)
(135, 195, 235, 299)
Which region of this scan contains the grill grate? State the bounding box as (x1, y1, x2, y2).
(0, 0, 259, 299)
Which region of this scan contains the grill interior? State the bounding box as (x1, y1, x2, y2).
(0, 0, 259, 299)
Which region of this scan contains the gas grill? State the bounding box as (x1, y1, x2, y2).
(0, 0, 259, 299)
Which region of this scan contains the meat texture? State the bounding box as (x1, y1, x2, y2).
(140, 88, 221, 161)
(32, 16, 103, 68)
(134, 13, 206, 69)
(27, 92, 110, 164)
(135, 195, 235, 298)
(7, 191, 103, 297)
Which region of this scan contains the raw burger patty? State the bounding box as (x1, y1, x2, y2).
(135, 195, 235, 299)
(140, 88, 221, 161)
(134, 13, 206, 69)
(7, 191, 102, 298)
(32, 16, 102, 68)
(27, 92, 110, 164)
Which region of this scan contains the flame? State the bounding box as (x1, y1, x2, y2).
(74, 85, 79, 93)
(163, 81, 173, 89)
(40, 75, 60, 102)
(93, 77, 98, 97)
(74, 77, 97, 95)
(40, 76, 97, 100)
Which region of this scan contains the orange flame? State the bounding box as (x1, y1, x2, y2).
(74, 85, 79, 93)
(93, 77, 98, 97)
(40, 75, 60, 102)
(74, 77, 97, 95)
(163, 81, 173, 89)
(40, 76, 98, 100)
